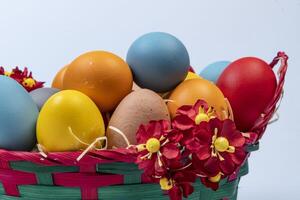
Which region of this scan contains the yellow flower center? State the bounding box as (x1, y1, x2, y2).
(146, 138, 160, 153)
(209, 173, 222, 183)
(22, 78, 36, 88)
(159, 177, 173, 190)
(195, 113, 209, 125)
(4, 71, 12, 76)
(214, 137, 229, 152)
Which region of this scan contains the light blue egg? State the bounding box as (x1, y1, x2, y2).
(0, 76, 39, 151)
(200, 61, 231, 83)
(126, 32, 190, 92)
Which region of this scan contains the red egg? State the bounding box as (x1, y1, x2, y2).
(217, 57, 277, 132)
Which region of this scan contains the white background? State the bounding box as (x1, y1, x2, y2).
(0, 0, 299, 199)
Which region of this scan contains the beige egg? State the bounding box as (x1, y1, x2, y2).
(132, 82, 141, 91)
(106, 89, 170, 149)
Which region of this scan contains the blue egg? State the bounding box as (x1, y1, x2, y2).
(200, 61, 231, 83)
(0, 76, 39, 151)
(30, 87, 60, 111)
(126, 32, 190, 92)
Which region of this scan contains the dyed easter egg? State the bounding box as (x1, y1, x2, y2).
(30, 87, 60, 110)
(63, 51, 133, 112)
(52, 65, 68, 89)
(132, 82, 141, 91)
(107, 89, 170, 149)
(168, 79, 228, 118)
(126, 32, 190, 92)
(0, 76, 39, 151)
(217, 57, 277, 131)
(200, 61, 230, 83)
(185, 72, 202, 81)
(36, 90, 105, 152)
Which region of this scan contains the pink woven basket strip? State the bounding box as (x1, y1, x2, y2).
(90, 149, 136, 163)
(81, 187, 98, 200)
(0, 150, 63, 166)
(0, 168, 37, 196)
(0, 148, 136, 167)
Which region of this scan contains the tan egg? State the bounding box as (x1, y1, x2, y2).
(132, 82, 141, 91)
(107, 89, 170, 149)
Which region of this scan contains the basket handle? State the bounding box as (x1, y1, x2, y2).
(250, 52, 288, 141)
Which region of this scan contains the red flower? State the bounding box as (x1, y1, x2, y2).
(160, 171, 196, 200)
(10, 67, 44, 92)
(172, 100, 217, 139)
(135, 120, 181, 177)
(1, 67, 44, 92)
(132, 99, 249, 198)
(187, 118, 247, 190)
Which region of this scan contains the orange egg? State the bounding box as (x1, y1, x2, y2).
(168, 79, 228, 118)
(52, 65, 68, 89)
(63, 51, 133, 112)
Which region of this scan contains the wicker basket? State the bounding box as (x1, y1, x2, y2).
(0, 52, 288, 200)
(0, 144, 259, 200)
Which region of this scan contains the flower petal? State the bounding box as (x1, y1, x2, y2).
(230, 131, 246, 147)
(208, 118, 223, 136)
(168, 186, 182, 200)
(221, 120, 245, 147)
(219, 153, 235, 175)
(159, 120, 170, 131)
(219, 119, 236, 138)
(167, 129, 183, 143)
(193, 123, 212, 143)
(230, 147, 247, 165)
(136, 124, 149, 143)
(181, 183, 194, 198)
(176, 105, 196, 119)
(174, 171, 196, 183)
(155, 157, 166, 175)
(196, 145, 211, 160)
(147, 121, 164, 139)
(161, 143, 180, 159)
(172, 115, 195, 131)
(203, 157, 220, 176)
(185, 138, 201, 152)
(193, 99, 209, 113)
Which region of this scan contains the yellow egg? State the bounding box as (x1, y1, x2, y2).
(36, 90, 105, 152)
(184, 72, 202, 81)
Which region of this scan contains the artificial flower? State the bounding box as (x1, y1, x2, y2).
(187, 118, 247, 190)
(135, 120, 181, 176)
(0, 66, 44, 92)
(10, 67, 44, 92)
(172, 99, 217, 131)
(160, 171, 196, 200)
